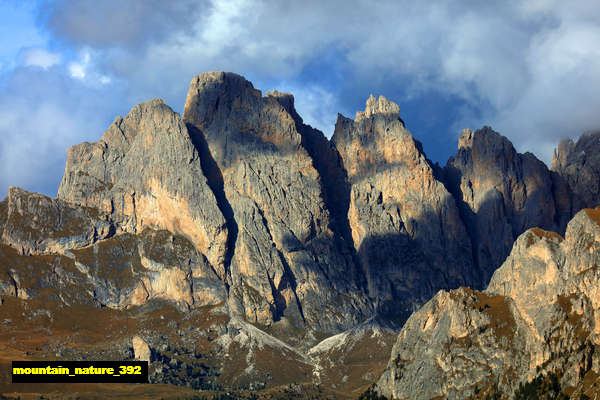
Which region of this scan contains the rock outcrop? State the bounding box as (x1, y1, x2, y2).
(0, 187, 225, 310)
(377, 207, 600, 399)
(132, 335, 151, 362)
(1, 186, 113, 256)
(332, 94, 476, 321)
(3, 71, 600, 398)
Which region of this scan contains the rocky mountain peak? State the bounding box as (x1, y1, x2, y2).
(265, 89, 294, 112)
(183, 71, 261, 131)
(332, 95, 415, 181)
(183, 72, 371, 334)
(3, 70, 600, 398)
(332, 95, 475, 323)
(355, 94, 401, 122)
(183, 72, 303, 165)
(57, 98, 228, 277)
(551, 131, 600, 213)
(455, 125, 515, 157)
(444, 125, 559, 285)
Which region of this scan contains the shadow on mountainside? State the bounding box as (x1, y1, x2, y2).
(296, 123, 368, 289)
(355, 200, 479, 328)
(442, 161, 573, 288)
(186, 124, 238, 285)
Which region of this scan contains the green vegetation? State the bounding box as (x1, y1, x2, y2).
(513, 372, 568, 400)
(358, 385, 388, 400)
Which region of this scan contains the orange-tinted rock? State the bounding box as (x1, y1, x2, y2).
(57, 99, 228, 277)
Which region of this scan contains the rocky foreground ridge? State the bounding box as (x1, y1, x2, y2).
(1, 71, 599, 398)
(377, 207, 600, 399)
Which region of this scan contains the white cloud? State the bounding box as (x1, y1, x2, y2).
(68, 51, 90, 79)
(0, 67, 127, 198)
(21, 48, 61, 69)
(68, 62, 85, 78)
(14, 0, 600, 175)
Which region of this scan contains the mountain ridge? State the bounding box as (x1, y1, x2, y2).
(1, 71, 599, 398)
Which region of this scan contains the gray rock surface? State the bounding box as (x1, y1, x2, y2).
(377, 207, 600, 399)
(3, 70, 600, 397)
(0, 190, 226, 309)
(183, 72, 371, 336)
(552, 131, 600, 213)
(444, 126, 561, 285)
(333, 95, 475, 322)
(1, 186, 113, 255)
(57, 99, 228, 278)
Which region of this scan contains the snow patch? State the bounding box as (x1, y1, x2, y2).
(308, 318, 394, 355)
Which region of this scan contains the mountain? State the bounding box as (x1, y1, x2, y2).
(182, 72, 371, 339)
(1, 71, 599, 399)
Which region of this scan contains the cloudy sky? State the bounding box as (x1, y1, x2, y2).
(1, 0, 600, 198)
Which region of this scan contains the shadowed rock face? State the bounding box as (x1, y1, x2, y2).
(552, 131, 600, 214)
(57, 99, 228, 279)
(183, 72, 371, 335)
(333, 95, 476, 323)
(444, 126, 561, 285)
(377, 208, 600, 400)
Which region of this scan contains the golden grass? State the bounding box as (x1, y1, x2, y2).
(584, 207, 600, 226)
(530, 227, 564, 242)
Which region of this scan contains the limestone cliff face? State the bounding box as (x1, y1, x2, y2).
(57, 99, 228, 278)
(183, 72, 370, 334)
(444, 126, 560, 284)
(332, 95, 475, 321)
(377, 208, 600, 399)
(0, 188, 226, 309)
(552, 132, 600, 214)
(1, 186, 113, 256)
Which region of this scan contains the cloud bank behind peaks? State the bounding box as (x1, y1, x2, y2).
(0, 65, 125, 198)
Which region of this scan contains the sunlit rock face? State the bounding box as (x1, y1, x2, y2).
(3, 70, 600, 397)
(0, 188, 226, 310)
(377, 208, 600, 400)
(183, 72, 371, 335)
(57, 99, 228, 278)
(332, 94, 476, 322)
